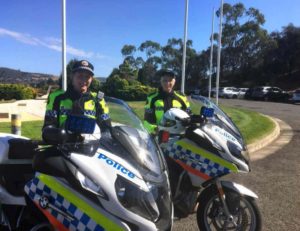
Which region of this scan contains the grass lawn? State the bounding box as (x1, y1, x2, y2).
(222, 107, 275, 144)
(0, 101, 275, 144)
(0, 120, 43, 140)
(127, 101, 275, 144)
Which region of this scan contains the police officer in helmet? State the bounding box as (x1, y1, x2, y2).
(42, 60, 111, 142)
(144, 69, 191, 134)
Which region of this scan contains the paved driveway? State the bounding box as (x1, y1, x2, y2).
(173, 99, 300, 231)
(0, 99, 46, 122)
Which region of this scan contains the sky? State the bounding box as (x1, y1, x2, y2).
(0, 0, 299, 77)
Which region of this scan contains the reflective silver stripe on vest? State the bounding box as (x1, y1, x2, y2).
(155, 106, 164, 111)
(60, 109, 71, 115)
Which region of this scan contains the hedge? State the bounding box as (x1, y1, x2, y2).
(103, 75, 155, 101)
(0, 84, 37, 100)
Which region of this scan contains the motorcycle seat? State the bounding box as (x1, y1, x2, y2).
(8, 138, 38, 159)
(0, 139, 38, 196)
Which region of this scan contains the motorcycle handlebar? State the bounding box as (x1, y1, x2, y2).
(180, 115, 205, 127)
(190, 115, 205, 124)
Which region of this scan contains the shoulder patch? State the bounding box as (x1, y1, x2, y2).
(97, 91, 105, 100)
(90, 91, 104, 100)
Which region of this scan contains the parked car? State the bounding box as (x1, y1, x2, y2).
(219, 87, 240, 99)
(206, 87, 217, 97)
(251, 86, 289, 102)
(251, 86, 272, 100)
(245, 87, 255, 100)
(237, 88, 249, 99)
(193, 89, 201, 95)
(289, 89, 300, 104)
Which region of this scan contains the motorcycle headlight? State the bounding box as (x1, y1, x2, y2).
(76, 171, 107, 199)
(115, 175, 159, 222)
(227, 141, 249, 163)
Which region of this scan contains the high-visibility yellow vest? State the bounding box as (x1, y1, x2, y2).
(144, 90, 190, 134)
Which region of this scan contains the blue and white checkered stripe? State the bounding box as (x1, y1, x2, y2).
(84, 110, 96, 117)
(165, 143, 230, 178)
(100, 113, 110, 120)
(25, 177, 105, 231)
(45, 110, 57, 118)
(145, 108, 153, 113)
(60, 108, 71, 116)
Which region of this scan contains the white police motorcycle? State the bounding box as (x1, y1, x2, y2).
(0, 97, 172, 231)
(158, 95, 262, 231)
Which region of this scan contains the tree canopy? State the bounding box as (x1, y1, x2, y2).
(107, 2, 300, 95)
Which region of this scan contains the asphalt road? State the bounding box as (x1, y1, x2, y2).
(173, 99, 300, 231)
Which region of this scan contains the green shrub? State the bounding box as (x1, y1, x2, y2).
(114, 85, 155, 101)
(103, 75, 155, 101)
(0, 84, 37, 100)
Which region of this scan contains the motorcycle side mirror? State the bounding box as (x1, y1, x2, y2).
(200, 106, 214, 118)
(42, 126, 68, 145)
(180, 117, 191, 127)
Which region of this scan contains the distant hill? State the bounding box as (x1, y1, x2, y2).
(95, 77, 107, 83)
(0, 67, 58, 85)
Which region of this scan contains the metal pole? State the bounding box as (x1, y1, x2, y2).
(181, 0, 189, 94)
(208, 8, 215, 100)
(216, 0, 224, 105)
(62, 0, 67, 91)
(11, 114, 21, 135)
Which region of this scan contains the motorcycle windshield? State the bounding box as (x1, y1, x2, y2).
(190, 95, 243, 142)
(104, 97, 165, 182)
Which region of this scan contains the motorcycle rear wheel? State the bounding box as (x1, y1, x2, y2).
(197, 186, 262, 231)
(29, 223, 54, 231)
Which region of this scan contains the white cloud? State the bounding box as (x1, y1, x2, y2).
(0, 28, 39, 45)
(0, 27, 107, 59)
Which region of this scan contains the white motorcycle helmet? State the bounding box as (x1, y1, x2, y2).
(159, 108, 190, 134)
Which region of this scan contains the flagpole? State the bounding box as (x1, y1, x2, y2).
(62, 0, 67, 91)
(181, 0, 189, 94)
(216, 0, 224, 105)
(208, 7, 215, 100)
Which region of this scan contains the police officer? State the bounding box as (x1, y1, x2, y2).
(144, 70, 191, 134)
(43, 60, 111, 141)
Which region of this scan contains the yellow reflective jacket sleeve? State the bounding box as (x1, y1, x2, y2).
(144, 94, 158, 134)
(44, 89, 65, 128)
(174, 91, 191, 114)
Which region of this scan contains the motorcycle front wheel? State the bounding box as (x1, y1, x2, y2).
(197, 186, 262, 231)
